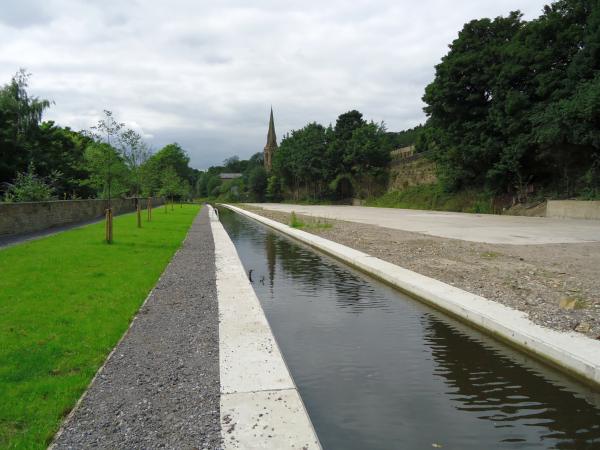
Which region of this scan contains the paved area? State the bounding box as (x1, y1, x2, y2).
(245, 204, 600, 245)
(52, 208, 221, 449)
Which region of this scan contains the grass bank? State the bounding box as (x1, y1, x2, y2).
(0, 204, 200, 449)
(289, 211, 333, 229)
(366, 184, 494, 213)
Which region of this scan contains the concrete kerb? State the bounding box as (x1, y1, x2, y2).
(221, 203, 600, 391)
(208, 206, 321, 449)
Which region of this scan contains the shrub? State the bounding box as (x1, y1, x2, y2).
(289, 211, 304, 228)
(3, 163, 57, 202)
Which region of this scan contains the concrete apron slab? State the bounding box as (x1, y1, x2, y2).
(244, 203, 600, 245)
(223, 204, 600, 391)
(208, 206, 321, 449)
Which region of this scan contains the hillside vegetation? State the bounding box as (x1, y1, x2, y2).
(418, 0, 600, 200)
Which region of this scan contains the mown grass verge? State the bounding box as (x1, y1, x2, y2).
(0, 204, 200, 449)
(366, 184, 494, 214)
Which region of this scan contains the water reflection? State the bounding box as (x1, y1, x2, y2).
(266, 232, 276, 289)
(425, 317, 600, 449)
(219, 208, 600, 450)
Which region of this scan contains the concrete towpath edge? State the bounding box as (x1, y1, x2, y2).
(208, 206, 321, 449)
(222, 203, 600, 390)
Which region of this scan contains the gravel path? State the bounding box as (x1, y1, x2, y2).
(242, 205, 600, 340)
(52, 207, 221, 450)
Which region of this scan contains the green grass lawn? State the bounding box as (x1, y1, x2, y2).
(0, 204, 200, 449)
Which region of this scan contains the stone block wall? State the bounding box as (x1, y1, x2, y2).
(388, 153, 437, 191)
(0, 197, 164, 238)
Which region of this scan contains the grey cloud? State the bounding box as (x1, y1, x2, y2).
(0, 0, 54, 28)
(0, 0, 549, 168)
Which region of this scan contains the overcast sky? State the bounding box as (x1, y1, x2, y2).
(1, 0, 549, 169)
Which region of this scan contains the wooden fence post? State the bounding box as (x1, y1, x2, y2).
(137, 201, 142, 228)
(109, 208, 113, 242)
(105, 208, 113, 243)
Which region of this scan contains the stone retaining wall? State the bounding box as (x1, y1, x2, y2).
(388, 153, 437, 191)
(0, 197, 165, 238)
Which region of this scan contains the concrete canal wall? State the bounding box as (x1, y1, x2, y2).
(209, 206, 321, 449)
(222, 204, 600, 390)
(547, 200, 600, 220)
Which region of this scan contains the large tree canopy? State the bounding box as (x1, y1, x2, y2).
(422, 0, 600, 197)
(0, 70, 52, 183)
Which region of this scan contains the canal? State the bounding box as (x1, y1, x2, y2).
(218, 207, 600, 450)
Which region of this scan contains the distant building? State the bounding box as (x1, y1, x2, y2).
(219, 173, 242, 180)
(263, 107, 278, 171)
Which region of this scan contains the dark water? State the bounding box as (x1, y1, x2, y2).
(218, 208, 600, 450)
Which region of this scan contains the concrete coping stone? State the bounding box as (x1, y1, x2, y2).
(208, 206, 321, 449)
(222, 204, 600, 390)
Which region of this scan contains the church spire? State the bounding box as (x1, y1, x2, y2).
(264, 107, 278, 171)
(267, 107, 277, 147)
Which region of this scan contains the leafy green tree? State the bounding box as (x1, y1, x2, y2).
(89, 110, 125, 205)
(32, 122, 94, 198)
(0, 69, 51, 182)
(2, 162, 57, 202)
(223, 155, 249, 173)
(195, 172, 209, 197)
(326, 110, 366, 179)
(345, 122, 392, 197)
(141, 143, 191, 195)
(532, 74, 600, 194)
(422, 1, 600, 197)
(274, 122, 330, 199)
(218, 178, 244, 202)
(422, 12, 524, 191)
(247, 165, 268, 200)
(266, 175, 282, 201)
(81, 142, 130, 198)
(385, 125, 424, 149)
(159, 166, 184, 201)
(247, 152, 264, 167)
(206, 175, 222, 197)
(119, 128, 150, 196)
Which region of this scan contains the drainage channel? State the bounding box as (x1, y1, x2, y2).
(217, 207, 600, 450)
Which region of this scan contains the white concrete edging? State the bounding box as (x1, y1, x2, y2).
(209, 206, 321, 449)
(222, 204, 600, 390)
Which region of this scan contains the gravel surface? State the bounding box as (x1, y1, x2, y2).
(242, 205, 600, 340)
(52, 207, 221, 450)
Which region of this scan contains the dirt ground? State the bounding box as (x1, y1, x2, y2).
(242, 205, 600, 339)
